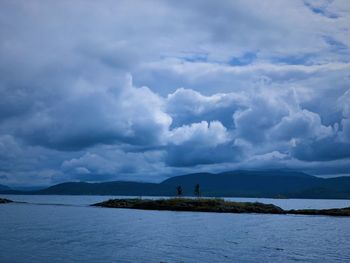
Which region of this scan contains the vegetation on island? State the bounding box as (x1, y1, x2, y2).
(93, 198, 285, 214)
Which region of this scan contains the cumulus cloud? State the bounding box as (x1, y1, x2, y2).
(164, 121, 241, 167)
(166, 88, 247, 127)
(233, 92, 290, 143)
(168, 121, 230, 146)
(11, 75, 172, 150)
(60, 146, 168, 182)
(269, 109, 334, 141)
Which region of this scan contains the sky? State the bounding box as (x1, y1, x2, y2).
(1, 0, 350, 186)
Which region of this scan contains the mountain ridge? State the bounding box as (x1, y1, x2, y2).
(1, 170, 350, 199)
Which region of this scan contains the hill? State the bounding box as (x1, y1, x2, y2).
(34, 181, 173, 196)
(0, 184, 11, 191)
(161, 170, 350, 198)
(1, 170, 350, 199)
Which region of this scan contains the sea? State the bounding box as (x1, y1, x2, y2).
(0, 195, 349, 263)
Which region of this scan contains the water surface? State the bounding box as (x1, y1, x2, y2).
(1, 195, 350, 262)
(2, 194, 350, 209)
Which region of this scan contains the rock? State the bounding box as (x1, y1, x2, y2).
(0, 198, 13, 204)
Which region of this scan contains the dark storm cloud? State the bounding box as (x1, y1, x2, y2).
(292, 138, 350, 161)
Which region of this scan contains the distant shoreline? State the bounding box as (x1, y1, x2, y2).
(92, 198, 350, 217)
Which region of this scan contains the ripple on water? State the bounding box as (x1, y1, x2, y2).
(1, 196, 350, 262)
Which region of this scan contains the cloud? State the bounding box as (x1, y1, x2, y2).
(12, 75, 171, 150)
(0, 135, 21, 160)
(339, 118, 350, 142)
(269, 109, 334, 141)
(1, 0, 350, 185)
(291, 137, 350, 161)
(60, 146, 168, 182)
(168, 121, 231, 146)
(165, 121, 242, 167)
(166, 88, 247, 127)
(61, 152, 118, 181)
(233, 92, 290, 143)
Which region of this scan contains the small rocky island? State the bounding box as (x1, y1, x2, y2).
(0, 198, 13, 204)
(92, 198, 350, 217)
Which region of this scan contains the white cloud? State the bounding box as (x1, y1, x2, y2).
(168, 121, 231, 146)
(270, 109, 334, 141)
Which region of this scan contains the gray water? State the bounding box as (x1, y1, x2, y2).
(1, 195, 350, 263)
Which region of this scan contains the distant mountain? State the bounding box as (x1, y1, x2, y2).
(0, 184, 11, 191)
(35, 181, 173, 196)
(161, 170, 350, 199)
(10, 186, 46, 191)
(2, 170, 350, 199)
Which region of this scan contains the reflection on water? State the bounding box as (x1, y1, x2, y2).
(1, 195, 350, 262)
